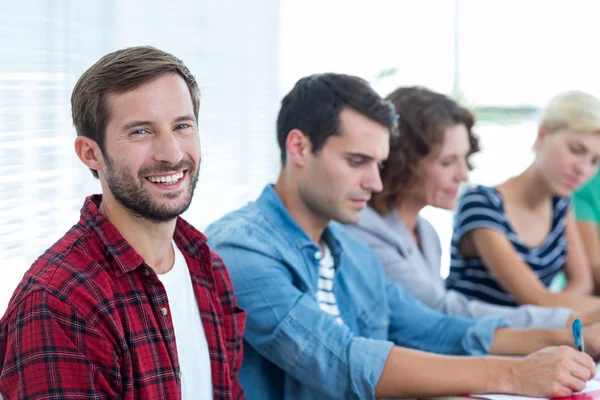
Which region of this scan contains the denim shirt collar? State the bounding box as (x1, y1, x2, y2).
(256, 184, 343, 262)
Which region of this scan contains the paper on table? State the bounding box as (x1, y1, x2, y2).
(471, 379, 600, 400)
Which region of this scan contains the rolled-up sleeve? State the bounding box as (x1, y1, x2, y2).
(264, 295, 393, 398)
(207, 225, 392, 400)
(348, 336, 394, 395)
(461, 316, 510, 355)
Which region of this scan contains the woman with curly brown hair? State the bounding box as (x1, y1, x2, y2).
(345, 86, 600, 328)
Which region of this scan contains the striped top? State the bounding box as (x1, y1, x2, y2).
(317, 244, 344, 325)
(447, 185, 571, 307)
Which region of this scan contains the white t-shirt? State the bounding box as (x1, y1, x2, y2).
(316, 244, 344, 325)
(157, 241, 212, 399)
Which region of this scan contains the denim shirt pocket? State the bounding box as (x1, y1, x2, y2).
(357, 299, 390, 340)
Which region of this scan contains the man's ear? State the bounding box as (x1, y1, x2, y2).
(285, 129, 312, 167)
(74, 136, 105, 173)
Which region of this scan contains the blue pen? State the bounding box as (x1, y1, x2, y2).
(572, 318, 584, 352)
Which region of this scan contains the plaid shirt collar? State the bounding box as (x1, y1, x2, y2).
(80, 194, 208, 277)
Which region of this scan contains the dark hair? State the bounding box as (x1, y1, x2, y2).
(276, 73, 398, 164)
(371, 86, 479, 214)
(71, 46, 200, 178)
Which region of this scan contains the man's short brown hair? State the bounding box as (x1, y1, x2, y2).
(71, 46, 200, 178)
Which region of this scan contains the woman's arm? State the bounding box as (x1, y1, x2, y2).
(463, 227, 600, 311)
(562, 211, 594, 294)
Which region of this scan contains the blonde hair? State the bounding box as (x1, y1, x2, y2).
(540, 90, 600, 134)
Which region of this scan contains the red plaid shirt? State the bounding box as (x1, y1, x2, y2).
(0, 195, 246, 399)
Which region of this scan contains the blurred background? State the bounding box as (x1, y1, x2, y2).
(2, 0, 600, 314)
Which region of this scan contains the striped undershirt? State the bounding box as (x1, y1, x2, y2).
(316, 245, 344, 325)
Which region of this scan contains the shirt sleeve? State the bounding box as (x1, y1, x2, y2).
(460, 298, 571, 329)
(453, 187, 507, 244)
(0, 290, 120, 399)
(207, 225, 392, 400)
(382, 262, 509, 356)
(209, 249, 247, 399)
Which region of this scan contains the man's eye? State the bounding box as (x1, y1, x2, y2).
(131, 129, 147, 135)
(175, 124, 190, 130)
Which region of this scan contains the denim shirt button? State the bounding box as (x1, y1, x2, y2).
(314, 250, 322, 260)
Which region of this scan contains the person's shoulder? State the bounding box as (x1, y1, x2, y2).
(206, 202, 284, 265)
(453, 184, 507, 235)
(4, 222, 119, 322)
(417, 215, 439, 238)
(345, 206, 390, 242)
(461, 184, 497, 199)
(458, 184, 502, 210)
(354, 205, 385, 229)
(25, 222, 97, 286)
(580, 168, 600, 193)
(206, 201, 271, 242)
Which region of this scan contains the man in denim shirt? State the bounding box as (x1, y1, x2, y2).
(206, 73, 596, 399)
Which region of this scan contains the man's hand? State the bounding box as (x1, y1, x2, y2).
(509, 346, 595, 397)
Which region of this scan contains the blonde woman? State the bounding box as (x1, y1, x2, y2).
(448, 91, 600, 311)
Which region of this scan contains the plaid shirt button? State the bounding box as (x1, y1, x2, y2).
(143, 269, 151, 276)
(160, 307, 168, 316)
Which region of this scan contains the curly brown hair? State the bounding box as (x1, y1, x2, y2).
(370, 86, 479, 214)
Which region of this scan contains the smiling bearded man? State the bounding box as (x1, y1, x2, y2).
(0, 46, 245, 400)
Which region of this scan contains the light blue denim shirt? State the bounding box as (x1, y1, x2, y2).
(206, 185, 509, 400)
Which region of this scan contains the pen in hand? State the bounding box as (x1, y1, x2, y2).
(572, 318, 584, 352)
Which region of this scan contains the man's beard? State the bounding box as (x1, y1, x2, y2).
(103, 154, 199, 223)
